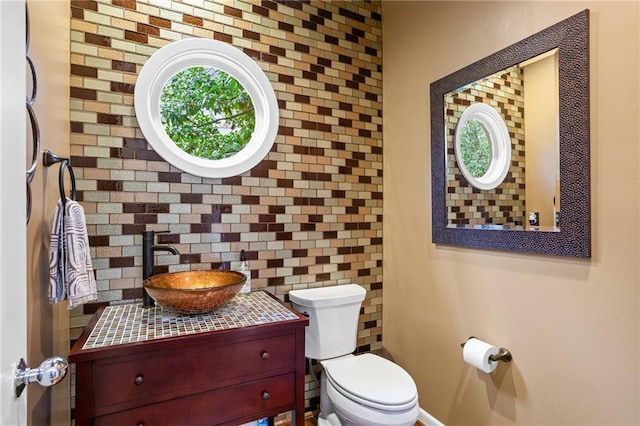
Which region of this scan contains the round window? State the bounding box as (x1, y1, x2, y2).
(159, 66, 256, 161)
(135, 39, 279, 179)
(454, 103, 511, 190)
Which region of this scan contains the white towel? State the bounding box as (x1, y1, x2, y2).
(49, 198, 97, 309)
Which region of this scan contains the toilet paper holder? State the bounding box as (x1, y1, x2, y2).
(461, 337, 512, 363)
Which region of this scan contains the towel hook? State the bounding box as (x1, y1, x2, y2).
(43, 150, 77, 206)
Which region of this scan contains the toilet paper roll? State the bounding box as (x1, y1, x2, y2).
(463, 338, 499, 373)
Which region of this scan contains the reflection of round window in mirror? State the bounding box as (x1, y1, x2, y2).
(458, 119, 491, 178)
(455, 103, 511, 190)
(160, 66, 256, 161)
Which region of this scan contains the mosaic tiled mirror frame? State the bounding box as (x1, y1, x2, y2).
(430, 9, 590, 257)
(134, 38, 279, 178)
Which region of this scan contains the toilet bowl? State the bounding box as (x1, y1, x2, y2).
(319, 354, 419, 426)
(289, 284, 420, 426)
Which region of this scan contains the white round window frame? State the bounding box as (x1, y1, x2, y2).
(134, 38, 279, 179)
(454, 103, 511, 190)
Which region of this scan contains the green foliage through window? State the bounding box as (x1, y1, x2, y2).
(160, 66, 255, 160)
(459, 119, 491, 178)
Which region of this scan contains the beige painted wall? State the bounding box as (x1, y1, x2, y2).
(26, 1, 70, 424)
(382, 2, 639, 424)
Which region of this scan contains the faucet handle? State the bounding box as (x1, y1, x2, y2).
(143, 229, 170, 234)
(142, 229, 171, 244)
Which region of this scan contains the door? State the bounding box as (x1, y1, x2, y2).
(0, 0, 28, 424)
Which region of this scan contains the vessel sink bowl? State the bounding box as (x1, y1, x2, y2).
(143, 270, 246, 314)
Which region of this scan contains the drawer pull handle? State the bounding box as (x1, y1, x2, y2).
(262, 391, 271, 400)
(134, 375, 144, 386)
(261, 351, 270, 360)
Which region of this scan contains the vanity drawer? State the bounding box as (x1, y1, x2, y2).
(93, 373, 295, 426)
(92, 333, 295, 411)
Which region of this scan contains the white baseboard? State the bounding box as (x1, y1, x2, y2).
(418, 407, 445, 426)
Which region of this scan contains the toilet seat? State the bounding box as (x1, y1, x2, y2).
(323, 373, 419, 426)
(323, 354, 418, 411)
(324, 380, 420, 426)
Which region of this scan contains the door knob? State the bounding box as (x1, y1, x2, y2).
(14, 356, 68, 397)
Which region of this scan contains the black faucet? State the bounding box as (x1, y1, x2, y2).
(142, 230, 179, 308)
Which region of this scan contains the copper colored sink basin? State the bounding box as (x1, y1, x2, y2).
(143, 270, 247, 314)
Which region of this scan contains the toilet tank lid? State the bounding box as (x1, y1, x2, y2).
(289, 284, 366, 308)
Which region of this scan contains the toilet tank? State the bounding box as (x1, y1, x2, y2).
(289, 284, 366, 360)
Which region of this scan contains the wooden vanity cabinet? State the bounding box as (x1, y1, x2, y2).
(69, 301, 308, 426)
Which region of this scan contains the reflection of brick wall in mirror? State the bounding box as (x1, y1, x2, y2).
(445, 65, 525, 227)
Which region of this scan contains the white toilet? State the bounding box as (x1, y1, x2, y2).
(289, 284, 419, 426)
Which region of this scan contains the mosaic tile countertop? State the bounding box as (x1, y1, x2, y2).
(82, 291, 299, 350)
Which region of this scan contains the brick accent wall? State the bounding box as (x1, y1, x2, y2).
(445, 65, 526, 227)
(69, 0, 382, 412)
